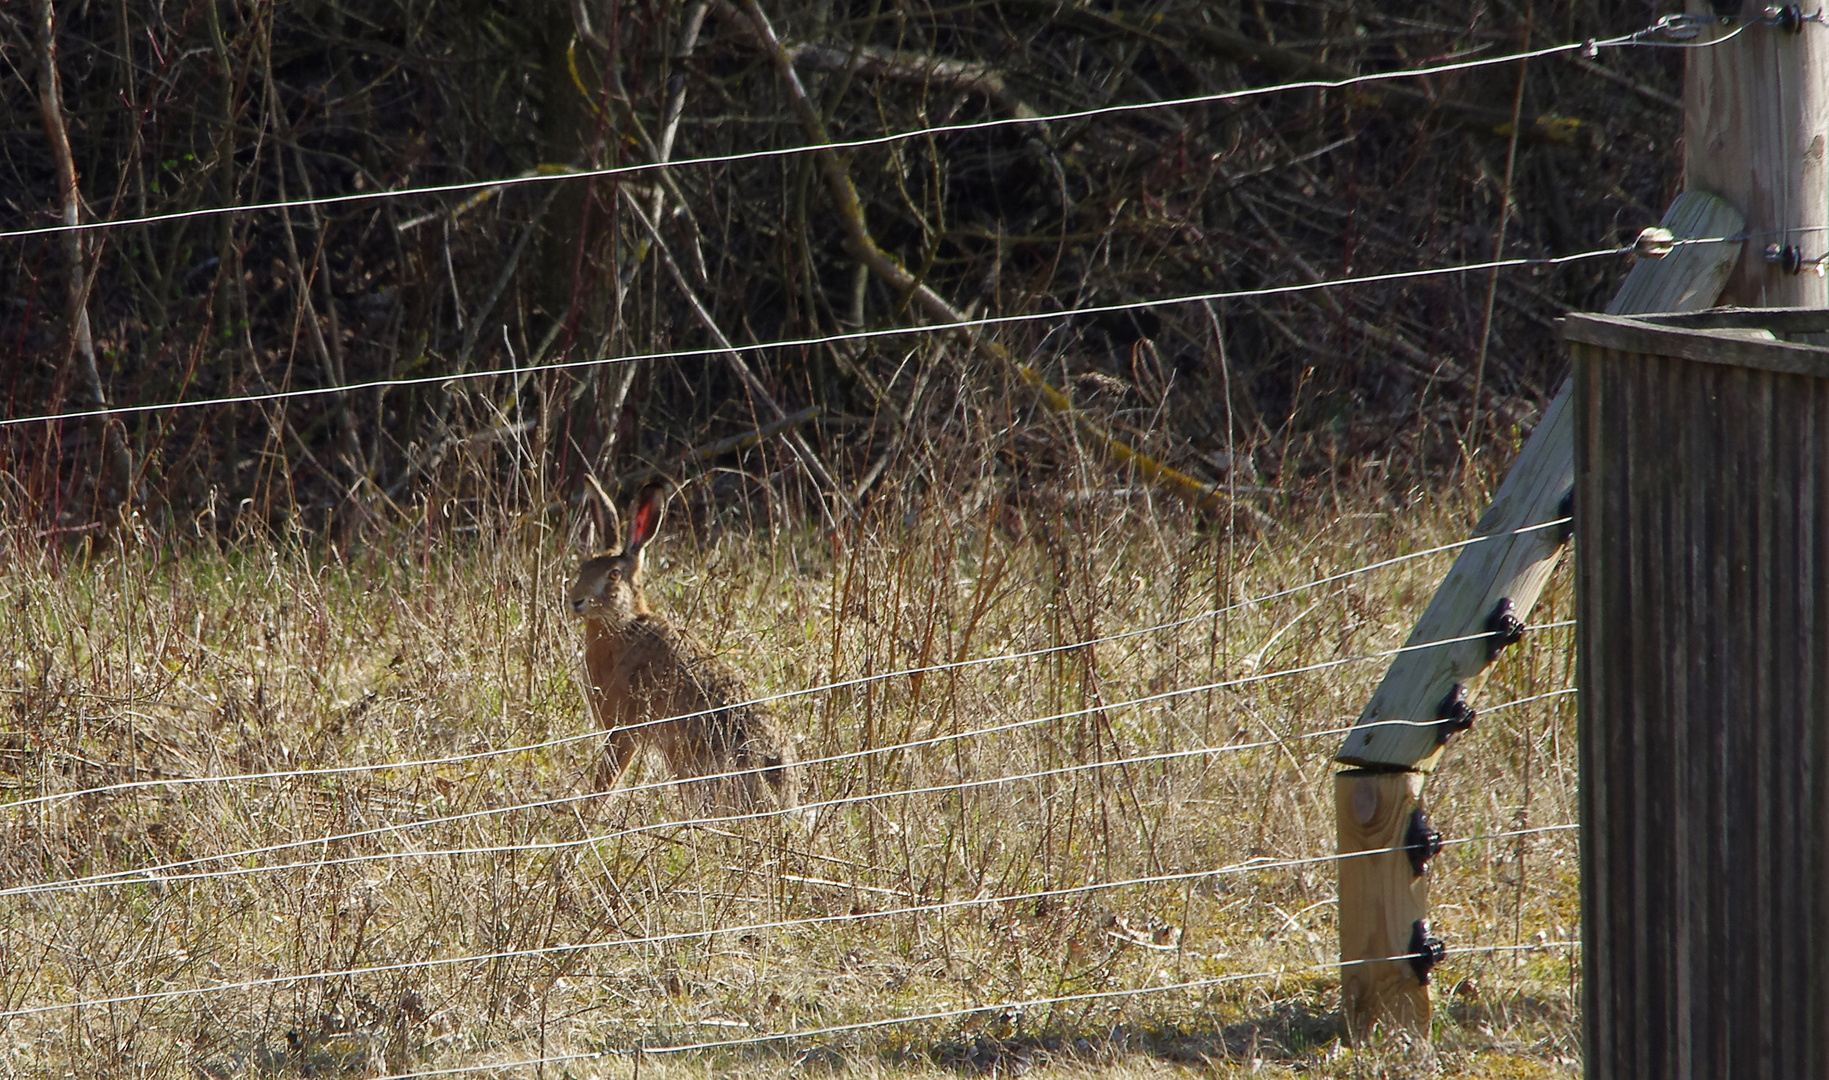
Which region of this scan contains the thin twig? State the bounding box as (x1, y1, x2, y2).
(616, 406, 821, 489)
(1469, 0, 1535, 462)
(454, 186, 562, 372)
(285, 143, 364, 474)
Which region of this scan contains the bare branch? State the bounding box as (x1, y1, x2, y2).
(727, 0, 1263, 527)
(31, 0, 132, 510)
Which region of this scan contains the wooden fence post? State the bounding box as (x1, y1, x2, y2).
(1566, 307, 1829, 1080)
(1332, 190, 1744, 1039)
(1683, 3, 1828, 309)
(1559, 10, 1829, 1078)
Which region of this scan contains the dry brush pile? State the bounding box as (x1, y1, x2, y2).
(1, 0, 1681, 533)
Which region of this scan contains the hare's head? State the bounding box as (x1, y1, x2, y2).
(568, 484, 666, 626)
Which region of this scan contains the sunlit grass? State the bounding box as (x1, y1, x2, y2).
(0, 479, 1578, 1078)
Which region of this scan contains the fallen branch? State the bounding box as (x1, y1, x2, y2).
(384, 422, 536, 500)
(787, 42, 1039, 120)
(1565, 54, 1681, 112)
(728, 0, 1262, 527)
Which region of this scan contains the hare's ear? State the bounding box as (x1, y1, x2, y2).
(582, 472, 618, 552)
(625, 482, 666, 557)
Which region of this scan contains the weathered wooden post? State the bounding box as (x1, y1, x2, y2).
(1684, 2, 1828, 310)
(1555, 11, 1829, 1077)
(1564, 307, 1829, 1080)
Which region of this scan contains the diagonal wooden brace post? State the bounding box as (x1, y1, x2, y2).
(1332, 190, 1744, 1039)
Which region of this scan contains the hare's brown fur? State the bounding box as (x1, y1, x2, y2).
(567, 489, 798, 811)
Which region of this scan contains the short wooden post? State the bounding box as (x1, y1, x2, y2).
(1336, 771, 1429, 1036)
(1332, 191, 1744, 1037)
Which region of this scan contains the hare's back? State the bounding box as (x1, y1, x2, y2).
(652, 628, 790, 750)
(618, 617, 753, 709)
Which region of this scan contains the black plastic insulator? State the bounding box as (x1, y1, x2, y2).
(1556, 488, 1575, 545)
(1485, 598, 1526, 661)
(1408, 920, 1446, 985)
(1438, 683, 1477, 736)
(1405, 808, 1444, 877)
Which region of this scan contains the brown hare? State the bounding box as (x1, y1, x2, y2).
(567, 484, 799, 812)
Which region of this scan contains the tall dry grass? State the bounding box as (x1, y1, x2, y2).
(0, 462, 1577, 1079)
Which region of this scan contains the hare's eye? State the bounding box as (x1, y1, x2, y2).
(608, 567, 621, 581)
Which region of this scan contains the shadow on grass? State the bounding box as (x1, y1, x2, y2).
(788, 991, 1572, 1075)
(842, 1001, 1347, 1075)
(1441, 985, 1573, 1031)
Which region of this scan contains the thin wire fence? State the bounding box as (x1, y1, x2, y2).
(0, 15, 1729, 246)
(0, 245, 1649, 431)
(1, 680, 1576, 899)
(0, 514, 1570, 812)
(0, 515, 1581, 1070)
(0, 820, 1577, 1021)
(0, 9, 1599, 1065)
(326, 937, 1580, 1080)
(2, 619, 1574, 899)
(621, 940, 1583, 1056)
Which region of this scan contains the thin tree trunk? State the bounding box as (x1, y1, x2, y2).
(33, 0, 132, 511)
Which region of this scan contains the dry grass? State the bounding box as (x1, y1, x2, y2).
(0, 473, 1578, 1079)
